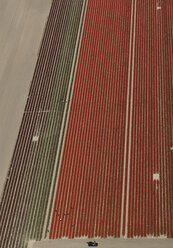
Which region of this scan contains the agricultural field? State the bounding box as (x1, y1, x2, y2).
(0, 0, 173, 248)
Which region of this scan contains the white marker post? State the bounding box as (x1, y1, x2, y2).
(153, 173, 160, 181)
(32, 136, 39, 142)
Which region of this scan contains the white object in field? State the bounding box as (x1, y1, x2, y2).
(157, 6, 161, 10)
(170, 147, 173, 150)
(32, 135, 39, 142)
(153, 173, 160, 181)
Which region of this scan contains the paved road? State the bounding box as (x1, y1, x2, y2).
(33, 238, 173, 248)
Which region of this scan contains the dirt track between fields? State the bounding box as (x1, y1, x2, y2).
(33, 238, 173, 248)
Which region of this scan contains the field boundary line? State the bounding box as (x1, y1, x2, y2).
(120, 0, 137, 238)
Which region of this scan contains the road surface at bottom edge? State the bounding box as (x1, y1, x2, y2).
(32, 238, 173, 248)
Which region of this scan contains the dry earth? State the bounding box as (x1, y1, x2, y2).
(32, 237, 173, 248)
(0, 0, 52, 199)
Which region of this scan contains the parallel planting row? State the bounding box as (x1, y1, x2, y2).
(50, 0, 132, 238)
(1, 0, 173, 246)
(50, 0, 173, 238)
(0, 1, 85, 247)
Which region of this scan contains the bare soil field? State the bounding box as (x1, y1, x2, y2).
(0, 0, 52, 199)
